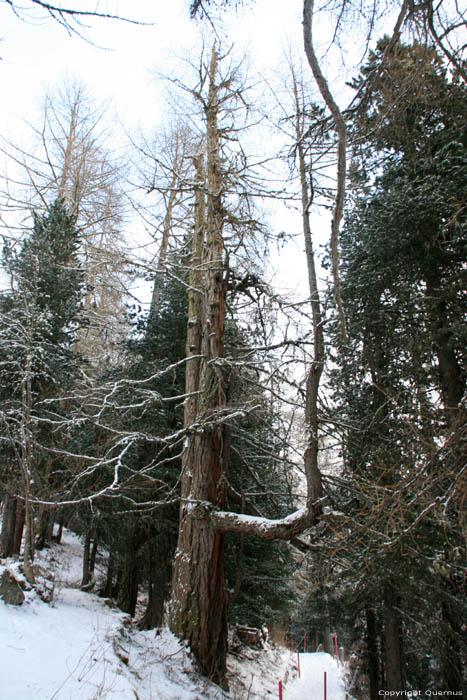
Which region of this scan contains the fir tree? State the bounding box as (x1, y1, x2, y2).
(0, 199, 85, 571)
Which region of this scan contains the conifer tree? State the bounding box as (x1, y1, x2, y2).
(325, 41, 466, 692)
(0, 199, 85, 575)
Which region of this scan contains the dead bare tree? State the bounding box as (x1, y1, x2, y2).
(0, 78, 130, 368)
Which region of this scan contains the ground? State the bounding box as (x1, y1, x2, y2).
(0, 529, 351, 699)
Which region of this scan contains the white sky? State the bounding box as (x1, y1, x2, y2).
(1, 0, 379, 302)
(0, 1, 306, 131)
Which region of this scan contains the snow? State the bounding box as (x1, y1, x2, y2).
(0, 530, 227, 700)
(228, 641, 297, 699)
(0, 529, 350, 699)
(286, 653, 348, 700)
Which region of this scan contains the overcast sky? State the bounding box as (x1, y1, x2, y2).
(0, 1, 307, 132)
(1, 1, 321, 296)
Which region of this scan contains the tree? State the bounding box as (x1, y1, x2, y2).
(324, 41, 466, 691)
(167, 45, 233, 685)
(0, 78, 129, 369)
(163, 42, 327, 687)
(0, 199, 85, 578)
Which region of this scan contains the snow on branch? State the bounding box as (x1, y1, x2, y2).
(211, 500, 325, 540)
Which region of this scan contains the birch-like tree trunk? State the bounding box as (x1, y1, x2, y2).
(290, 68, 324, 506)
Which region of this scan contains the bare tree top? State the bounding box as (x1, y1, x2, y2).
(3, 0, 153, 43)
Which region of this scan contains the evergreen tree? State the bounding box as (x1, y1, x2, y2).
(0, 199, 85, 573)
(324, 41, 466, 693)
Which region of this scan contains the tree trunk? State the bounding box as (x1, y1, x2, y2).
(81, 530, 92, 588)
(140, 533, 174, 630)
(55, 518, 64, 544)
(117, 547, 139, 616)
(424, 270, 464, 421)
(101, 549, 114, 598)
(148, 174, 179, 322)
(89, 537, 98, 574)
(366, 604, 381, 700)
(168, 45, 229, 688)
(303, 0, 347, 341)
(13, 498, 25, 555)
(36, 506, 54, 550)
(1, 494, 23, 557)
(291, 69, 324, 506)
(384, 582, 405, 691)
(440, 592, 464, 691)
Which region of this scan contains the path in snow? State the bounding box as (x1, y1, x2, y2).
(285, 652, 347, 700)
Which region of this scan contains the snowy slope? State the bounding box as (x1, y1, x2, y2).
(0, 530, 229, 700)
(0, 530, 350, 699)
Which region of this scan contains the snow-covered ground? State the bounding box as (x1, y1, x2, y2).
(0, 529, 350, 699)
(286, 652, 348, 700)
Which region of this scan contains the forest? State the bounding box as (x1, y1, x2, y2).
(0, 0, 465, 696)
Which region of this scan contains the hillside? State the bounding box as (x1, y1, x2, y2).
(0, 529, 350, 699)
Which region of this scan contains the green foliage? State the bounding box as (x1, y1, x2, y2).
(225, 390, 298, 627)
(0, 199, 86, 500)
(322, 41, 466, 689)
(0, 199, 85, 397)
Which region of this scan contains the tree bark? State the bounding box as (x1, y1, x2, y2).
(168, 45, 229, 688)
(36, 506, 54, 550)
(303, 0, 347, 341)
(140, 542, 173, 630)
(440, 588, 464, 691)
(89, 537, 98, 573)
(118, 549, 139, 616)
(291, 67, 324, 505)
(366, 604, 381, 700)
(383, 582, 405, 691)
(81, 530, 92, 588)
(101, 548, 114, 598)
(424, 271, 464, 421)
(1, 494, 22, 557)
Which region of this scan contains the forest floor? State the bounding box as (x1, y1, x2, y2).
(0, 529, 351, 699)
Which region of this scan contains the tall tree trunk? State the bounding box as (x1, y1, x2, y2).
(291, 68, 324, 506)
(89, 537, 98, 574)
(13, 498, 25, 555)
(168, 45, 229, 688)
(148, 157, 183, 323)
(140, 552, 171, 630)
(384, 582, 405, 690)
(118, 548, 139, 616)
(440, 589, 464, 691)
(101, 548, 114, 598)
(366, 604, 381, 700)
(424, 271, 464, 422)
(303, 0, 347, 341)
(36, 506, 54, 550)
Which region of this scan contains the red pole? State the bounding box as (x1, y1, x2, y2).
(297, 650, 301, 678)
(333, 633, 339, 659)
(324, 671, 327, 700)
(279, 680, 283, 700)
